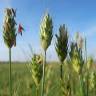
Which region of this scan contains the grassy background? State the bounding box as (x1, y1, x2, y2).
(0, 62, 61, 96)
(0, 62, 96, 96)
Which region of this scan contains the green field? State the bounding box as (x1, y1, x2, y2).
(0, 63, 96, 96)
(0, 63, 61, 96)
(0, 63, 33, 96)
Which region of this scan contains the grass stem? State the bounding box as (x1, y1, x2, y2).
(41, 50, 46, 96)
(36, 86, 39, 96)
(9, 48, 12, 96)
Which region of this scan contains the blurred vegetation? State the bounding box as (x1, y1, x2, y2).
(0, 62, 96, 96)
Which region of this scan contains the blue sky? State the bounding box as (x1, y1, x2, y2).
(0, 0, 96, 61)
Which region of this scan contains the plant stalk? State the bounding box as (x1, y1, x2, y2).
(60, 63, 63, 80)
(80, 71, 86, 96)
(60, 62, 64, 96)
(41, 50, 46, 96)
(68, 69, 71, 96)
(85, 38, 88, 96)
(9, 48, 12, 96)
(86, 71, 89, 96)
(36, 86, 39, 96)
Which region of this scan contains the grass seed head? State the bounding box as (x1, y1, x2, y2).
(55, 24, 68, 62)
(69, 42, 84, 73)
(75, 32, 79, 41)
(87, 57, 93, 69)
(78, 36, 84, 49)
(31, 54, 43, 87)
(89, 71, 94, 90)
(3, 8, 17, 48)
(40, 12, 53, 51)
(75, 32, 84, 49)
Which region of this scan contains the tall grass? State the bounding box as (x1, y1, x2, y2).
(3, 8, 17, 96)
(29, 54, 43, 96)
(40, 12, 53, 96)
(55, 24, 68, 95)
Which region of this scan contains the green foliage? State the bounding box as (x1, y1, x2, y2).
(55, 24, 68, 62)
(3, 8, 17, 48)
(40, 12, 53, 51)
